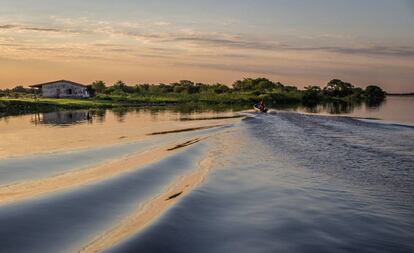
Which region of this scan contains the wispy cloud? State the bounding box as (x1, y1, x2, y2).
(99, 27, 414, 58)
(1, 24, 60, 32)
(0, 43, 20, 47)
(23, 27, 61, 32)
(0, 24, 17, 29)
(154, 21, 171, 26)
(3, 19, 413, 59)
(176, 62, 315, 77)
(285, 45, 414, 57)
(0, 23, 83, 34)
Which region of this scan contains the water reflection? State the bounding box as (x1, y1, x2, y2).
(16, 97, 413, 128)
(366, 98, 386, 109)
(27, 101, 382, 127)
(93, 110, 107, 123)
(111, 108, 129, 123)
(30, 110, 108, 126)
(301, 100, 382, 114)
(26, 106, 247, 129)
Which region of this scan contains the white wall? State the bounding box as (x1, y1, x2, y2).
(41, 81, 89, 98)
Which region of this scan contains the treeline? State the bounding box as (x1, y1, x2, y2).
(302, 79, 386, 105)
(1, 78, 386, 105)
(86, 78, 386, 105)
(0, 86, 39, 98)
(87, 80, 231, 97)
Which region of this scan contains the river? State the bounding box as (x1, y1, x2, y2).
(0, 97, 413, 252)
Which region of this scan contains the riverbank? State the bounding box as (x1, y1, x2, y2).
(0, 94, 380, 117)
(0, 93, 267, 116)
(0, 97, 178, 117)
(0, 98, 109, 115)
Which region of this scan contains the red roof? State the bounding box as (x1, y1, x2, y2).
(30, 80, 87, 88)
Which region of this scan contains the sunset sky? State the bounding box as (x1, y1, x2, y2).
(0, 0, 413, 92)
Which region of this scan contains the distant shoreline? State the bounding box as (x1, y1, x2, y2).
(0, 98, 177, 117)
(387, 93, 414, 96)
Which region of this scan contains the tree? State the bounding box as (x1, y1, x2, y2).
(196, 83, 209, 93)
(232, 78, 254, 91)
(12, 85, 27, 93)
(212, 83, 230, 94)
(91, 80, 106, 94)
(283, 85, 299, 93)
(173, 85, 186, 93)
(232, 78, 276, 92)
(256, 79, 276, 91)
(302, 86, 322, 105)
(87, 80, 106, 97)
(365, 85, 386, 101)
(113, 80, 126, 89)
(170, 80, 201, 94)
(113, 80, 134, 93)
(351, 87, 364, 100)
(138, 84, 150, 94)
(323, 79, 354, 97)
(159, 83, 174, 93)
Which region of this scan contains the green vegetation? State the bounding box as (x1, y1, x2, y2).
(85, 78, 385, 106)
(0, 78, 387, 116)
(0, 98, 113, 116)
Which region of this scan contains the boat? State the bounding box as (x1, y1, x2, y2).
(254, 104, 268, 113)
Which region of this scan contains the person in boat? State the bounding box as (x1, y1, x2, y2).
(254, 100, 267, 112)
(258, 100, 266, 111)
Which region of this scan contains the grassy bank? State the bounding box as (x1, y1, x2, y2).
(0, 98, 113, 116)
(0, 94, 256, 116)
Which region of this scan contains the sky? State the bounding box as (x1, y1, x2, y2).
(0, 0, 413, 92)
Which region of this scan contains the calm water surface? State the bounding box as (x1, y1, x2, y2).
(110, 111, 414, 253)
(0, 98, 413, 252)
(293, 95, 414, 125)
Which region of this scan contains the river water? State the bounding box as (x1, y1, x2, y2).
(0, 97, 413, 252)
(281, 95, 414, 126)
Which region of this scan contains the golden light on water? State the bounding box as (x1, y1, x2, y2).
(0, 109, 239, 158)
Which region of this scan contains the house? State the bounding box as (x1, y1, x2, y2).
(30, 80, 90, 98)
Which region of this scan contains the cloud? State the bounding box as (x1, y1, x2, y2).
(0, 24, 18, 29)
(15, 46, 75, 52)
(189, 52, 251, 59)
(154, 21, 171, 26)
(2, 19, 413, 60)
(107, 48, 135, 53)
(93, 43, 124, 47)
(169, 36, 277, 50)
(23, 27, 61, 32)
(170, 35, 414, 58)
(141, 33, 414, 58)
(148, 47, 184, 53)
(176, 62, 305, 77)
(0, 23, 82, 34)
(286, 45, 414, 57)
(0, 43, 20, 47)
(0, 24, 51, 31)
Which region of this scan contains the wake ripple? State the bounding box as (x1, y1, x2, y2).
(244, 112, 414, 197)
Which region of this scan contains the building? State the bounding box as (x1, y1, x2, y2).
(30, 80, 90, 98)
